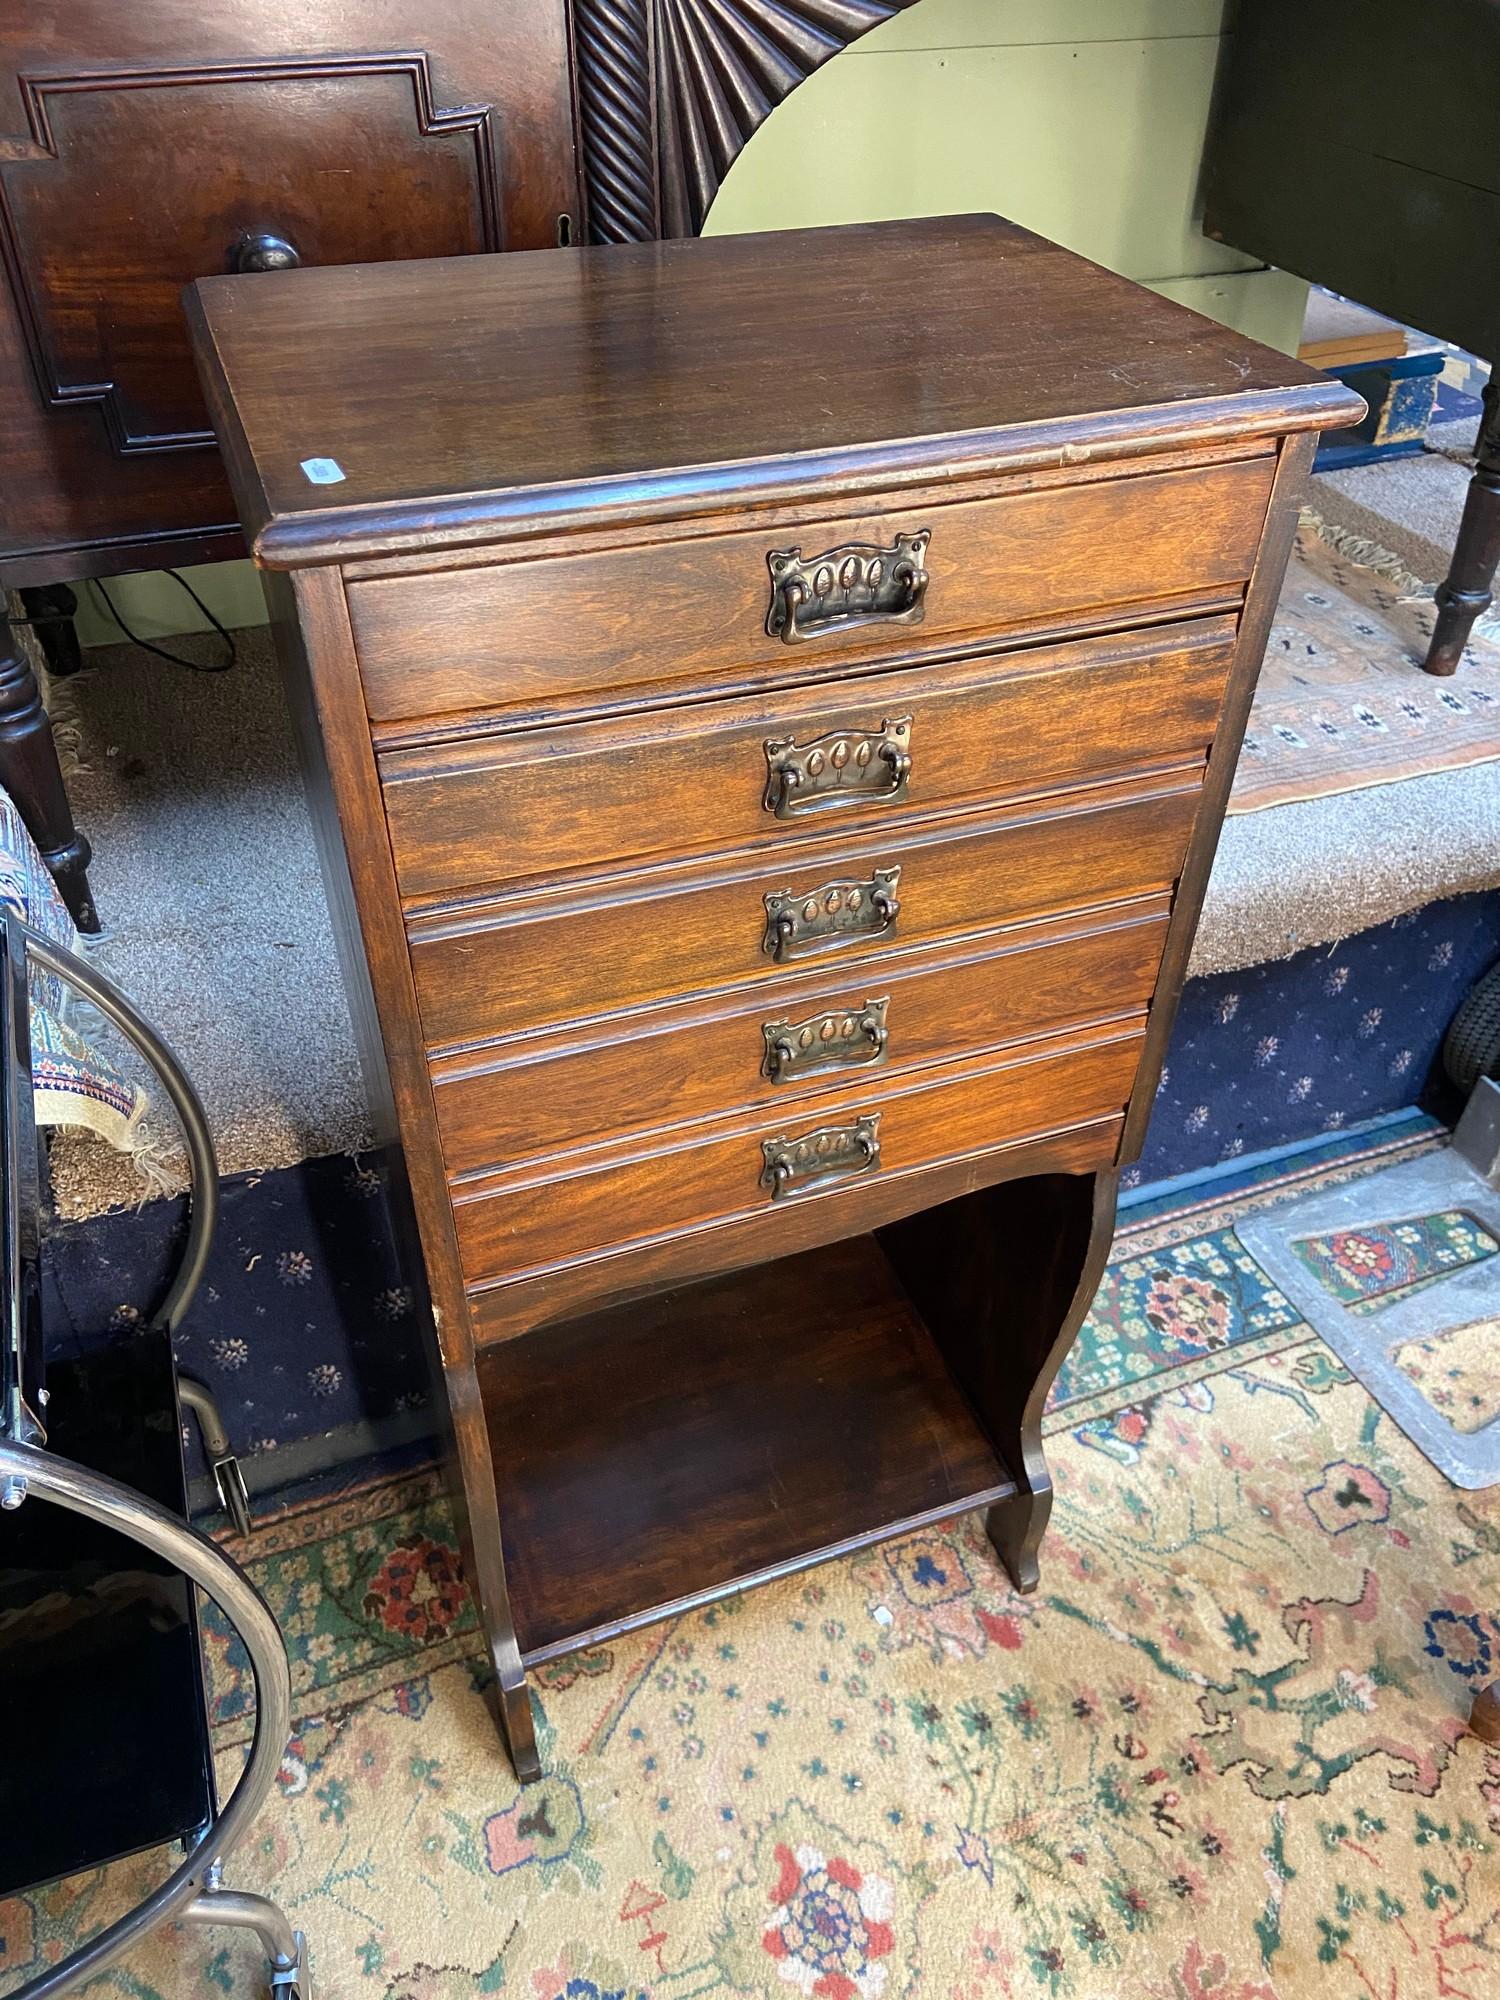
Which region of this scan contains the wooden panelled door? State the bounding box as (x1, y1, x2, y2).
(0, 3, 580, 579)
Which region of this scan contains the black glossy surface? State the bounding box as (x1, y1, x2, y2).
(0, 1329, 215, 1896)
(2, 917, 44, 1457)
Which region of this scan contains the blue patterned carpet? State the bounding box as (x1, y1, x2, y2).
(1046, 1108, 1459, 1451)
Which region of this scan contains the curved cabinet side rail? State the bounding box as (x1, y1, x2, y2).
(877, 1164, 1120, 1593)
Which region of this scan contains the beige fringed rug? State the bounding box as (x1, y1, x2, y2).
(7, 1140, 1500, 2000)
(1229, 511, 1500, 815)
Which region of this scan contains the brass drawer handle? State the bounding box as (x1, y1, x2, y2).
(763, 716, 912, 819)
(762, 996, 890, 1082)
(765, 532, 931, 644)
(761, 1114, 881, 1199)
(762, 866, 900, 963)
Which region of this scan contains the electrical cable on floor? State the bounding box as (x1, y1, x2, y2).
(88, 572, 237, 673)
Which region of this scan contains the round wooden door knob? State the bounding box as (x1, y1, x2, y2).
(228, 232, 301, 274)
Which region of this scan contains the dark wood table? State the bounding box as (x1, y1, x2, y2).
(1201, 0, 1500, 677)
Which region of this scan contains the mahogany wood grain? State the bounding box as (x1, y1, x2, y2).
(406, 769, 1202, 1050)
(1121, 431, 1320, 1160)
(465, 1119, 1125, 1348)
(452, 1024, 1144, 1287)
(350, 465, 1264, 722)
(185, 216, 1356, 568)
(348, 435, 1270, 589)
(479, 1235, 1015, 1663)
(380, 618, 1236, 896)
(432, 901, 1171, 1178)
(367, 581, 1251, 754)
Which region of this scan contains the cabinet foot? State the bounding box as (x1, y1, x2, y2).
(18, 582, 83, 678)
(497, 1671, 541, 1782)
(881, 1164, 1120, 1601)
(985, 1486, 1050, 1595)
(1471, 1681, 1500, 1745)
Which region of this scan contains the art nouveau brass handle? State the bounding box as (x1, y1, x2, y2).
(762, 997, 890, 1082)
(765, 532, 931, 644)
(762, 866, 901, 963)
(763, 716, 912, 819)
(760, 1115, 881, 1199)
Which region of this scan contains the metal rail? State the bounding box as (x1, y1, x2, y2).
(0, 1441, 303, 1999)
(2, 918, 306, 1995)
(20, 924, 218, 1335)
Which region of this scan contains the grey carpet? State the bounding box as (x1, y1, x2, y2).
(1191, 763, 1500, 978)
(1427, 416, 1484, 460)
(46, 631, 370, 1219)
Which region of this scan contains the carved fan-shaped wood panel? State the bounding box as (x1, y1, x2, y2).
(574, 0, 915, 242)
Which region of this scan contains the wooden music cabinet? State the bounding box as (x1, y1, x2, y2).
(186, 216, 1358, 1780)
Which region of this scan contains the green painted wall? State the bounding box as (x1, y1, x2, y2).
(78, 0, 1303, 644)
(705, 0, 1306, 349)
(73, 562, 268, 649)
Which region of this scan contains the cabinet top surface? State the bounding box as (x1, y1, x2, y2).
(186, 214, 1356, 567)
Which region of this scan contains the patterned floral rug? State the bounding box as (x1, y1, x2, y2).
(7, 1129, 1500, 2000)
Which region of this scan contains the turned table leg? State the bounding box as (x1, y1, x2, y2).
(0, 606, 98, 931)
(1425, 378, 1500, 676)
(18, 583, 83, 678)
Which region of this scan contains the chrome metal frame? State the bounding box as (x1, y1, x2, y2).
(21, 922, 218, 1336)
(0, 1439, 306, 1999)
(1, 917, 308, 1998)
(179, 1373, 254, 1539)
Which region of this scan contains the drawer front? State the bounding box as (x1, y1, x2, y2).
(452, 1027, 1143, 1287)
(433, 903, 1170, 1177)
(382, 618, 1236, 900)
(467, 1117, 1122, 1346)
(408, 773, 1202, 1051)
(349, 455, 1272, 721)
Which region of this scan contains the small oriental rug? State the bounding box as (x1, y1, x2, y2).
(1230, 522, 1500, 815)
(5, 1129, 1499, 2000)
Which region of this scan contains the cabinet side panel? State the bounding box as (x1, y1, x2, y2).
(1119, 428, 1317, 1158)
(264, 562, 537, 1778)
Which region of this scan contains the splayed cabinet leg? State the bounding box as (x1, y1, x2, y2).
(497, 1673, 541, 1782)
(986, 1484, 1052, 1598)
(880, 1167, 1120, 1595)
(1471, 1681, 1500, 1745)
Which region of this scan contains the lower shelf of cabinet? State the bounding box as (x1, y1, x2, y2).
(477, 1232, 1018, 1667)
